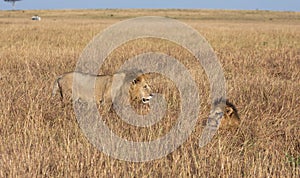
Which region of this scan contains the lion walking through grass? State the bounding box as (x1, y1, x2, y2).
(51, 71, 153, 107)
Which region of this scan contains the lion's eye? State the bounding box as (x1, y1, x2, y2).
(143, 85, 148, 89)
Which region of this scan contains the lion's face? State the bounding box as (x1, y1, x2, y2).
(202, 101, 240, 130)
(129, 75, 153, 104)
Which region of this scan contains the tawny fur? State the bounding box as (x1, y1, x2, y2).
(51, 71, 152, 106)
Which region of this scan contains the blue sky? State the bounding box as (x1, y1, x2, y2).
(1, 0, 300, 11)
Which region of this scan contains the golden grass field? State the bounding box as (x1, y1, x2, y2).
(0, 9, 299, 177)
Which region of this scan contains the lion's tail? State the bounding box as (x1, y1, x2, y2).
(51, 75, 63, 99)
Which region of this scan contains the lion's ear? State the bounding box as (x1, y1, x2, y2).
(132, 77, 141, 85)
(132, 79, 137, 85)
(226, 106, 234, 116)
(132, 75, 144, 85)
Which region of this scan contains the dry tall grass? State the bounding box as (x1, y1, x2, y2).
(0, 9, 299, 177)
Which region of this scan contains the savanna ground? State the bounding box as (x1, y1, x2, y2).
(0, 9, 299, 177)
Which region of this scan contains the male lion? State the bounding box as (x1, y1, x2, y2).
(51, 71, 153, 107)
(203, 99, 241, 130)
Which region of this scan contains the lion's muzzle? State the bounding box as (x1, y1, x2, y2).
(142, 94, 153, 104)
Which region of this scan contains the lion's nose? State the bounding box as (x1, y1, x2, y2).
(142, 96, 153, 103)
(142, 98, 150, 103)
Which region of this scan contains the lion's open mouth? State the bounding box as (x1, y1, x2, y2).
(142, 95, 153, 104)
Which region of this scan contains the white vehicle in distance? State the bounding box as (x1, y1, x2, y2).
(31, 15, 41, 21)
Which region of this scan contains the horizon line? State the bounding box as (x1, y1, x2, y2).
(1, 8, 300, 13)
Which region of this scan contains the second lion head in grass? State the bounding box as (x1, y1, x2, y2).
(220, 100, 240, 129)
(203, 99, 241, 131)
